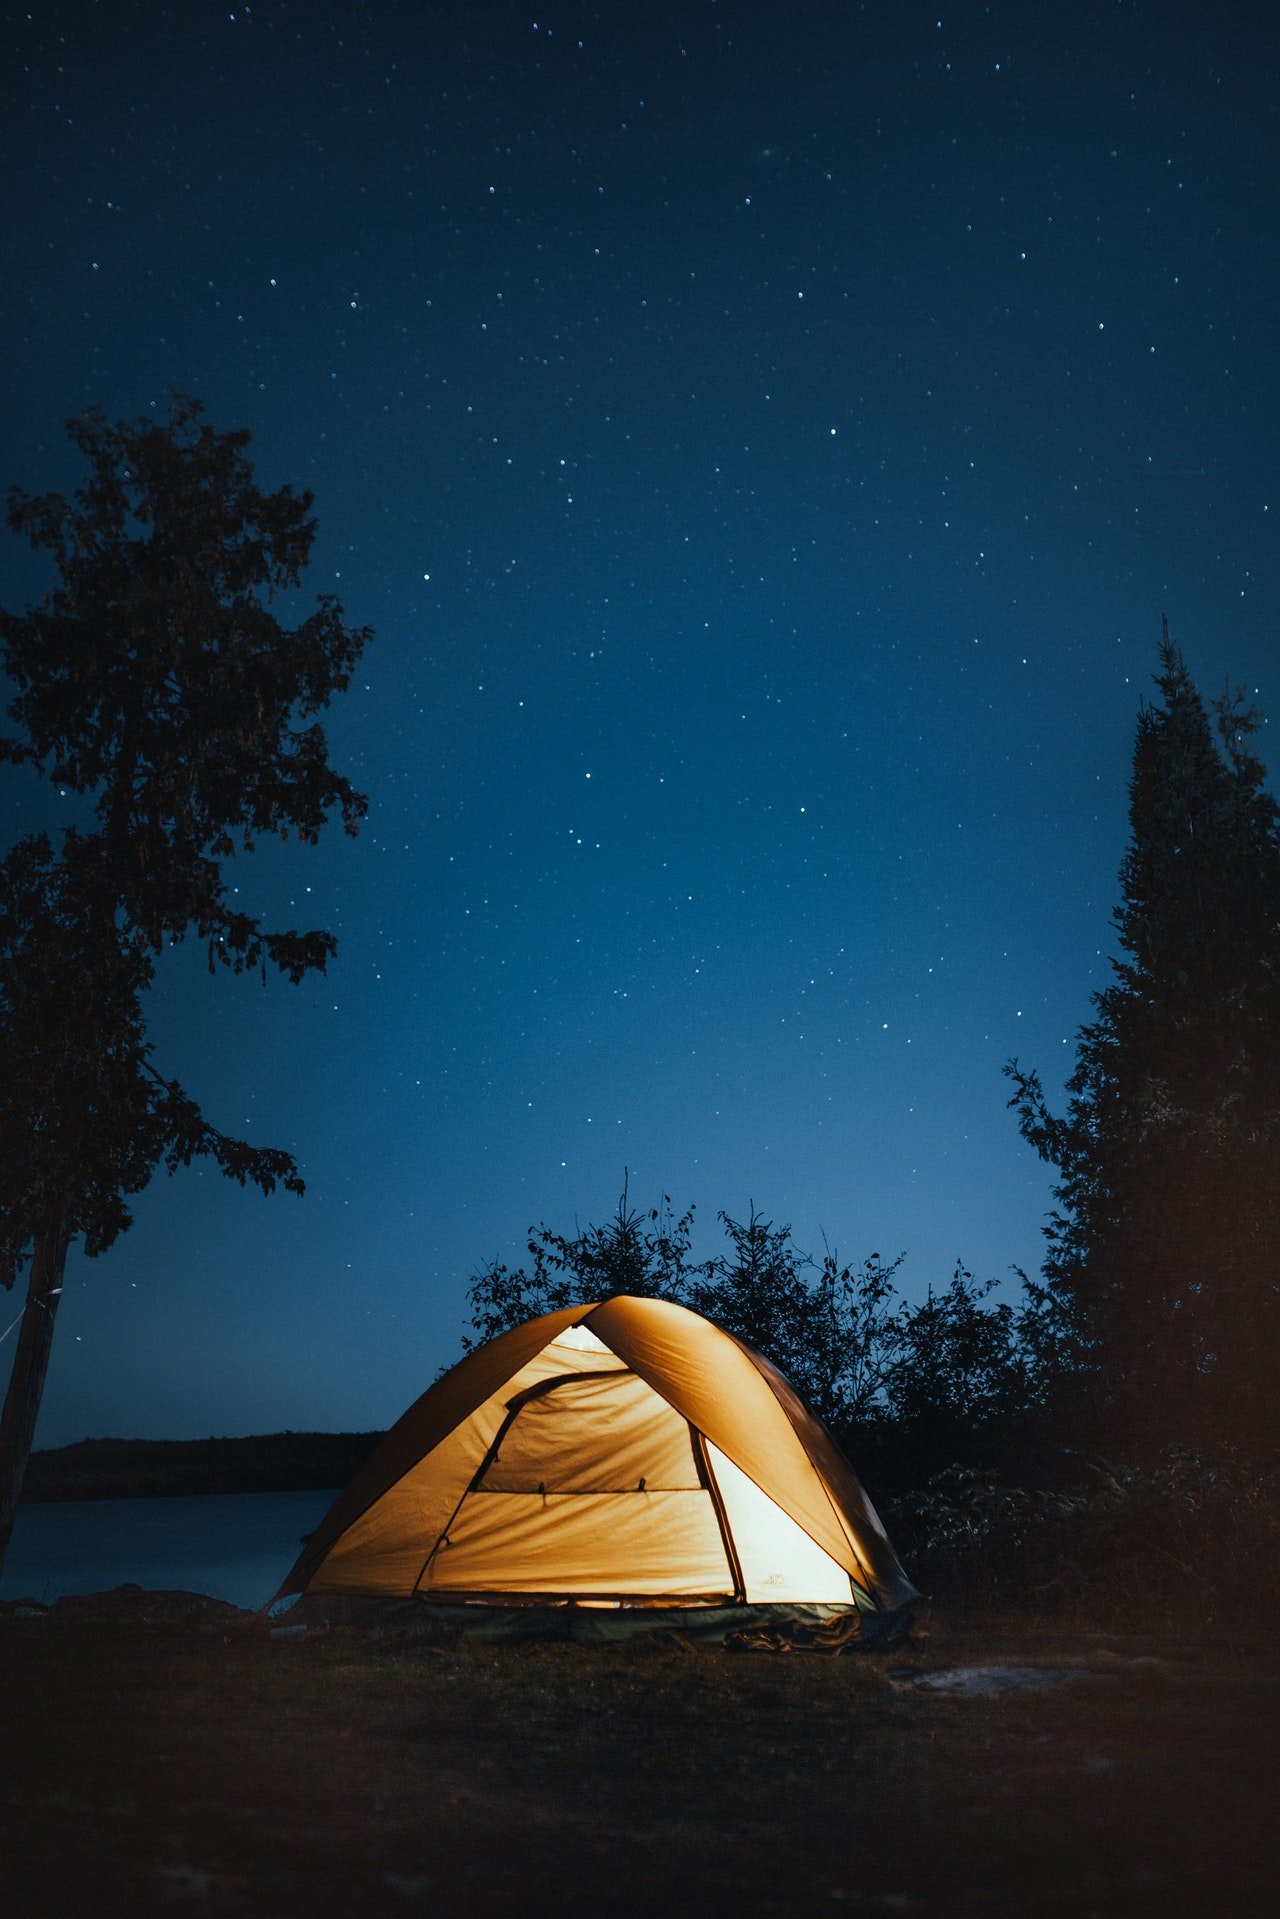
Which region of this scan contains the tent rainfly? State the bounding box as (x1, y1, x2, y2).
(276, 1295, 919, 1621)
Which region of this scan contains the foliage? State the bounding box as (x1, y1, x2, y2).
(465, 1186, 1064, 1461)
(890, 1447, 1280, 1618)
(684, 1215, 905, 1433)
(0, 396, 369, 1561)
(464, 1181, 701, 1349)
(888, 1466, 1088, 1602)
(2, 396, 368, 979)
(0, 832, 302, 1278)
(1, 397, 371, 1276)
(889, 1266, 1030, 1428)
(1005, 631, 1280, 1452)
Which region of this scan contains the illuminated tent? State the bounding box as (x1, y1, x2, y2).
(276, 1295, 918, 1622)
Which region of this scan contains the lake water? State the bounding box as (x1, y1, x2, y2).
(0, 1488, 338, 1612)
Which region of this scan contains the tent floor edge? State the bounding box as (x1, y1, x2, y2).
(273, 1592, 914, 1649)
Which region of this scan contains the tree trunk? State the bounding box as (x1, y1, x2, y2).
(0, 1203, 72, 1577)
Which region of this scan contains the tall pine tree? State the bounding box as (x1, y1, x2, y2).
(1006, 629, 1280, 1453)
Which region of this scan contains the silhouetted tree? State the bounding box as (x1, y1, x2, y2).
(0, 397, 371, 1569)
(464, 1187, 1055, 1475)
(685, 1212, 906, 1433)
(466, 1187, 901, 1425)
(684, 1207, 810, 1371)
(800, 1247, 907, 1431)
(464, 1179, 699, 1349)
(1006, 629, 1280, 1452)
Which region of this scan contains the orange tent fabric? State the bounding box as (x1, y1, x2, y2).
(278, 1295, 918, 1613)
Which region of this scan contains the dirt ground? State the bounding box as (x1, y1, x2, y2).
(1, 1591, 1275, 1917)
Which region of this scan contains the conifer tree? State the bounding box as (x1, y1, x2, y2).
(0, 398, 371, 1568)
(1006, 628, 1280, 1451)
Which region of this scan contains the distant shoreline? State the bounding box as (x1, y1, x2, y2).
(21, 1431, 385, 1503)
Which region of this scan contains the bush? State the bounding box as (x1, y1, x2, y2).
(889, 1446, 1280, 1621)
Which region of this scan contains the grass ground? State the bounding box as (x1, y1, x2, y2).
(1, 1591, 1275, 1917)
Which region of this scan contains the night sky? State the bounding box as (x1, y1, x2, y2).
(3, 1, 1276, 1448)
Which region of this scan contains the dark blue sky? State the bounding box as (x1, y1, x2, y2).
(3, 0, 1276, 1446)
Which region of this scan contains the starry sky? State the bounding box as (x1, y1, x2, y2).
(2, 0, 1276, 1447)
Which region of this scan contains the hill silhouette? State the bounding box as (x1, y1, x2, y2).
(21, 1431, 384, 1502)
